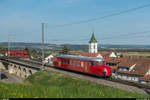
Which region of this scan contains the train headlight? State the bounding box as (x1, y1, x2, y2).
(104, 68, 108, 75)
(104, 68, 107, 72)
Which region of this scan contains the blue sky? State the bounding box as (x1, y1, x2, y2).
(0, 0, 150, 45)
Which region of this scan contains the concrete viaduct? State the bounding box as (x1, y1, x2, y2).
(0, 57, 41, 79)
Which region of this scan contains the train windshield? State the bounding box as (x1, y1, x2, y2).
(90, 62, 104, 65)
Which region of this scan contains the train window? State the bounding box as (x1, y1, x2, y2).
(10, 54, 15, 57)
(81, 61, 84, 67)
(73, 61, 76, 65)
(99, 62, 103, 65)
(64, 60, 66, 64)
(70, 60, 72, 65)
(77, 61, 80, 66)
(91, 62, 103, 65)
(17, 53, 21, 56)
(94, 62, 99, 65)
(90, 62, 94, 66)
(67, 60, 69, 64)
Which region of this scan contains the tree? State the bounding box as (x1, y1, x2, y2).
(60, 45, 70, 54)
(24, 47, 31, 58)
(0, 45, 7, 55)
(120, 54, 123, 58)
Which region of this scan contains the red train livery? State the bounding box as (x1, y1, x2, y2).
(53, 55, 112, 77)
(5, 50, 30, 58)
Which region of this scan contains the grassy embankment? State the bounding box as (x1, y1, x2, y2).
(0, 70, 149, 98)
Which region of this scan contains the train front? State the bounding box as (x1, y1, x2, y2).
(90, 58, 112, 77)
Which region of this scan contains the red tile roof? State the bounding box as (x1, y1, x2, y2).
(73, 51, 111, 58)
(117, 70, 141, 76)
(133, 61, 150, 76)
(105, 57, 121, 64)
(116, 57, 150, 76)
(140, 75, 150, 81)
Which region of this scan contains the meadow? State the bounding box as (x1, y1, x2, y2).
(0, 70, 149, 98)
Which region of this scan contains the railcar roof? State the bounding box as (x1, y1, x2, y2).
(57, 55, 105, 61)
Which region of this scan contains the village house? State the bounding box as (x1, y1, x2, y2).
(115, 57, 150, 84)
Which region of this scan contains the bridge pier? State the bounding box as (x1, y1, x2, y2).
(0, 59, 40, 79)
(0, 62, 6, 70)
(23, 68, 27, 78)
(8, 64, 14, 74)
(7, 63, 38, 79)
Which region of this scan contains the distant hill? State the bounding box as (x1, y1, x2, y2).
(0, 42, 150, 52)
(99, 44, 150, 49)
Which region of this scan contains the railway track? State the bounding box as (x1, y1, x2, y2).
(13, 58, 150, 89)
(1, 57, 150, 94)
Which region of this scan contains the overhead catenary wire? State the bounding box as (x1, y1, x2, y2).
(50, 3, 150, 28)
(46, 30, 150, 42)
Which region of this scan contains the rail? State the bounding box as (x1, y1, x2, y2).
(1, 56, 150, 91)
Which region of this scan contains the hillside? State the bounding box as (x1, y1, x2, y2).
(1, 42, 150, 51)
(0, 70, 149, 98)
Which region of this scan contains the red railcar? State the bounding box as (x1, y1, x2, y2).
(5, 50, 29, 58)
(53, 55, 112, 77)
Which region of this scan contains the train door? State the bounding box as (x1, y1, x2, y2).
(58, 59, 61, 67)
(84, 61, 88, 72)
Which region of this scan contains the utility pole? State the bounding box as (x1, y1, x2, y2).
(8, 34, 10, 57)
(42, 23, 45, 70)
(0, 63, 2, 80)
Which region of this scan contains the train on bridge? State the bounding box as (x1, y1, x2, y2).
(53, 55, 112, 77)
(5, 50, 30, 59)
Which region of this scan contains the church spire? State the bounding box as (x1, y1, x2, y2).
(89, 32, 98, 53)
(89, 32, 97, 43)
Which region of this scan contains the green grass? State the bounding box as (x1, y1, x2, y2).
(0, 70, 149, 98)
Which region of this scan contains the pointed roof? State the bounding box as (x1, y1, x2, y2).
(89, 32, 97, 43)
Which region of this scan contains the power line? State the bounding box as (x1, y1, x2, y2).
(51, 3, 150, 28)
(46, 30, 150, 42)
(99, 30, 150, 40)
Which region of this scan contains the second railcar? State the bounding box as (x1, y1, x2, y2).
(53, 55, 112, 77)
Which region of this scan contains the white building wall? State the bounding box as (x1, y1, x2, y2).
(146, 69, 150, 75)
(109, 52, 117, 58)
(118, 67, 128, 71)
(140, 81, 147, 84)
(116, 73, 139, 82)
(128, 76, 132, 80)
(135, 77, 139, 82)
(97, 54, 103, 58)
(89, 42, 98, 53)
(122, 75, 127, 80)
(94, 43, 98, 53)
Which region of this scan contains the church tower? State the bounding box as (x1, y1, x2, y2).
(89, 32, 98, 53)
